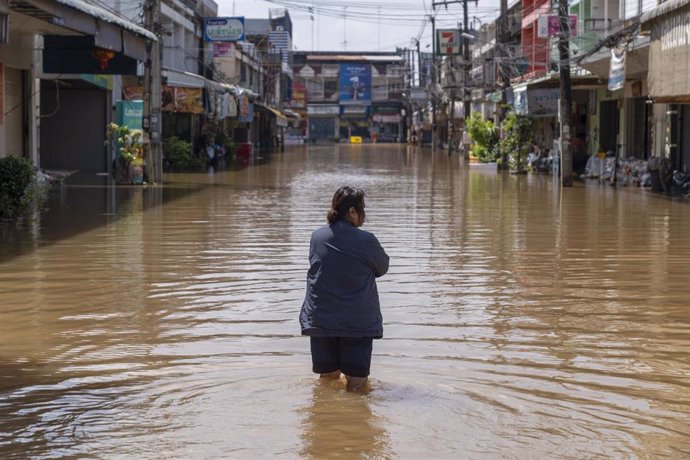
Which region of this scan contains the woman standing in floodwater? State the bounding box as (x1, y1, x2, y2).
(299, 186, 390, 392)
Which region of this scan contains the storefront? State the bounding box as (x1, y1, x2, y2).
(339, 105, 370, 140)
(307, 105, 339, 142)
(371, 103, 402, 143)
(641, 0, 690, 172)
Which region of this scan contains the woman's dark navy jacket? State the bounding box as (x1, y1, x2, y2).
(300, 219, 389, 339)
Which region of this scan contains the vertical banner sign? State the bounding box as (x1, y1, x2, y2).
(436, 29, 461, 55)
(608, 45, 626, 91)
(339, 64, 371, 103)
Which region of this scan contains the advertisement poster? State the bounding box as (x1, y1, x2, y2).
(175, 88, 204, 114)
(608, 45, 626, 91)
(123, 86, 144, 100)
(339, 64, 371, 103)
(292, 80, 307, 108)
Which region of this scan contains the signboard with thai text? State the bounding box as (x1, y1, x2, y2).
(204, 17, 245, 42)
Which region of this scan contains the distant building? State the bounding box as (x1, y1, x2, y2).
(291, 51, 405, 143)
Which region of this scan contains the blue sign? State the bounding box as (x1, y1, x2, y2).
(339, 64, 371, 104)
(204, 17, 245, 42)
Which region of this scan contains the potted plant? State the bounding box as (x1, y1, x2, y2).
(106, 122, 145, 184)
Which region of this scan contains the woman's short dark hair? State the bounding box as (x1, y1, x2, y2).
(327, 186, 366, 224)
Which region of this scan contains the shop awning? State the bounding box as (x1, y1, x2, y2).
(642, 1, 690, 101)
(257, 103, 288, 127)
(283, 109, 301, 120)
(640, 0, 690, 24)
(11, 0, 156, 60)
(164, 69, 206, 88)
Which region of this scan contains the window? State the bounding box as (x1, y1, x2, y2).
(306, 78, 324, 99)
(324, 78, 338, 100)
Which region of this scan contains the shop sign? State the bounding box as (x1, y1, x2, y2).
(121, 100, 143, 129)
(340, 105, 370, 115)
(513, 87, 527, 115)
(123, 86, 144, 100)
(80, 74, 113, 90)
(307, 105, 339, 115)
(292, 80, 307, 108)
(537, 15, 577, 38)
(213, 42, 234, 58)
(528, 88, 560, 117)
(372, 104, 400, 115)
(608, 45, 626, 91)
(204, 17, 244, 42)
(339, 64, 371, 104)
(436, 29, 461, 55)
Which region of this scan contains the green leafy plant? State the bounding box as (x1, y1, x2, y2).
(466, 112, 498, 163)
(164, 136, 203, 169)
(0, 156, 36, 220)
(106, 122, 143, 163)
(497, 111, 533, 173)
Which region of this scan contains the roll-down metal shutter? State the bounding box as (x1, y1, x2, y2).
(4, 67, 24, 157)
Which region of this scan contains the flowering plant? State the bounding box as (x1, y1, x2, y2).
(106, 122, 144, 163)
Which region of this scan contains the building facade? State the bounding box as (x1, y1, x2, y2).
(291, 51, 405, 143)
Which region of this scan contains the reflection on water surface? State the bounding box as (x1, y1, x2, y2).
(1, 145, 690, 457)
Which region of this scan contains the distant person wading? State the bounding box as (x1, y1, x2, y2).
(299, 186, 390, 392)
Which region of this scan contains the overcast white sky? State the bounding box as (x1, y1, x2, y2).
(217, 0, 502, 53)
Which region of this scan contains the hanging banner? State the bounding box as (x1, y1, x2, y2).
(339, 64, 371, 104)
(436, 29, 461, 55)
(608, 45, 626, 91)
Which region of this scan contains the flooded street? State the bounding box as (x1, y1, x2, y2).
(2, 144, 690, 458)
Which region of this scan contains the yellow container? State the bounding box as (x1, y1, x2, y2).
(350, 136, 363, 144)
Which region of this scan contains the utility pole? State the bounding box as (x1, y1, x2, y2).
(431, 14, 436, 151)
(416, 38, 421, 87)
(432, 0, 473, 156)
(558, 0, 573, 186)
(497, 0, 509, 169)
(462, 0, 470, 159)
(143, 0, 162, 184)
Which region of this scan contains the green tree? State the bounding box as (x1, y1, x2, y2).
(0, 156, 37, 220)
(466, 112, 498, 163)
(497, 111, 533, 173)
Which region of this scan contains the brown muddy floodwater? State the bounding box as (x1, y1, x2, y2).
(1, 144, 690, 458)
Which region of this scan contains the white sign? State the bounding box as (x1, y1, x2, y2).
(307, 105, 339, 115)
(608, 45, 626, 91)
(204, 17, 245, 42)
